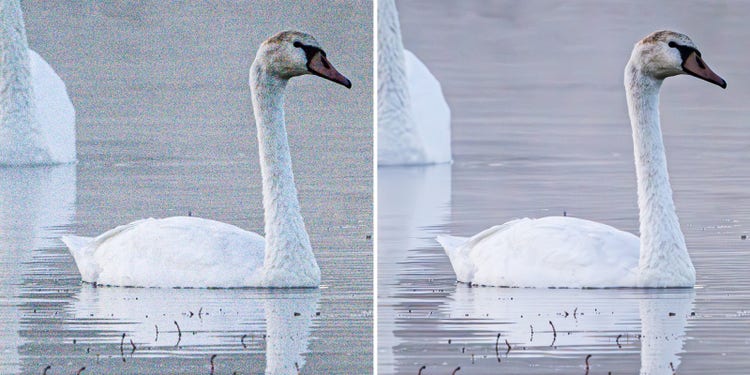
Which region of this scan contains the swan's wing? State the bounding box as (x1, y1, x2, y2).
(437, 233, 470, 280)
(444, 217, 640, 288)
(61, 235, 100, 283)
(64, 217, 265, 287)
(438, 219, 524, 283)
(62, 218, 153, 282)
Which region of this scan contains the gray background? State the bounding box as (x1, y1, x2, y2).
(0, 1, 372, 373)
(379, 1, 750, 374)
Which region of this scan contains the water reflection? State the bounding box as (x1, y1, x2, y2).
(9, 1, 371, 372)
(446, 287, 694, 374)
(378, 164, 451, 374)
(381, 0, 750, 373)
(70, 287, 320, 374)
(0, 165, 76, 374)
(378, 163, 697, 374)
(638, 293, 693, 375)
(0, 165, 76, 248)
(378, 164, 451, 250)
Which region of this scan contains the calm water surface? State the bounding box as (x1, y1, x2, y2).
(379, 1, 750, 374)
(1, 2, 372, 374)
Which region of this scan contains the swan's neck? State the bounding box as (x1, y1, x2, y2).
(377, 0, 426, 165)
(249, 63, 320, 287)
(625, 64, 695, 287)
(0, 0, 46, 165)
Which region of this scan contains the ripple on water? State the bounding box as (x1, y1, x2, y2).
(380, 1, 750, 373)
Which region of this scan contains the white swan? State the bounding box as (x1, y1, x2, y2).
(61, 30, 351, 288)
(377, 0, 451, 165)
(437, 30, 726, 288)
(0, 0, 75, 165)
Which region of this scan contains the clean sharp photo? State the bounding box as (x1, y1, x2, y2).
(377, 1, 750, 374)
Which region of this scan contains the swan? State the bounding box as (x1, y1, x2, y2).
(61, 30, 351, 288)
(377, 0, 451, 165)
(437, 30, 726, 288)
(0, 0, 75, 165)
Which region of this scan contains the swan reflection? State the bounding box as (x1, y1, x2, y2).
(447, 286, 694, 374)
(0, 165, 76, 373)
(71, 287, 320, 374)
(378, 164, 451, 374)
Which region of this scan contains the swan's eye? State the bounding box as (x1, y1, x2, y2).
(293, 41, 302, 48)
(669, 41, 703, 63)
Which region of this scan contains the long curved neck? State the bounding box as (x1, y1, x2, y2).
(0, 0, 45, 165)
(249, 63, 319, 287)
(377, 0, 425, 165)
(625, 64, 695, 287)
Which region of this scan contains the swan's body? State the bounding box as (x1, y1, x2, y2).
(0, 0, 75, 165)
(438, 30, 726, 288)
(62, 30, 351, 288)
(378, 0, 451, 165)
(65, 217, 266, 288)
(440, 217, 640, 288)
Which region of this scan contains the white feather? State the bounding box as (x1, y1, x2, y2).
(0, 0, 75, 165)
(377, 0, 451, 166)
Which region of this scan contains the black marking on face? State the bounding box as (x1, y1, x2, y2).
(668, 41, 702, 63)
(293, 41, 327, 69)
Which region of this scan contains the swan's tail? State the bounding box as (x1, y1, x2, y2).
(436, 234, 473, 282)
(62, 218, 153, 283)
(61, 235, 99, 283)
(436, 234, 466, 254)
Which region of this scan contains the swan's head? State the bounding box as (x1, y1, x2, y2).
(253, 30, 352, 88)
(628, 30, 726, 88)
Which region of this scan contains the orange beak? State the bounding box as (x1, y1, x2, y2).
(682, 51, 727, 89)
(307, 51, 352, 89)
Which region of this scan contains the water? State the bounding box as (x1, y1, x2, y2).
(379, 1, 750, 374)
(1, 1, 372, 374)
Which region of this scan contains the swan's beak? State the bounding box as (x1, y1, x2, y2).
(307, 51, 352, 89)
(682, 51, 727, 89)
